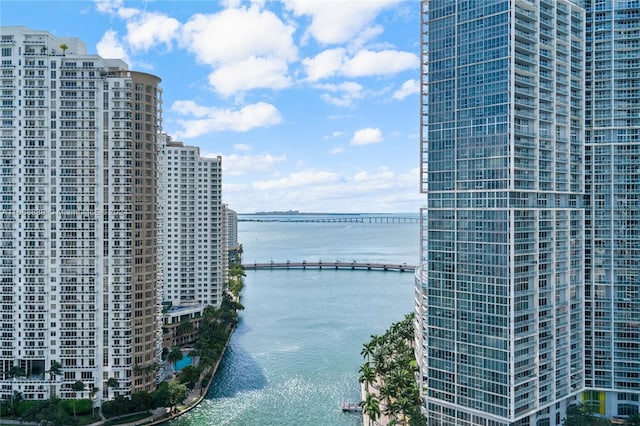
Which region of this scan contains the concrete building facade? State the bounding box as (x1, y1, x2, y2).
(159, 138, 225, 345)
(0, 26, 162, 404)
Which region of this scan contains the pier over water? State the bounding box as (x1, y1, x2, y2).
(243, 261, 416, 272)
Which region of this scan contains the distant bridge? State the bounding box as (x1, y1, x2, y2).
(243, 261, 416, 272)
(238, 216, 419, 224)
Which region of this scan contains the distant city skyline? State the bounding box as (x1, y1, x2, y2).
(2, 0, 422, 213)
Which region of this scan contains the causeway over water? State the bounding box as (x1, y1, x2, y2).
(243, 261, 416, 272)
(239, 215, 419, 224)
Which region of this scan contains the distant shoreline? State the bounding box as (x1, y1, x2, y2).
(243, 212, 417, 216)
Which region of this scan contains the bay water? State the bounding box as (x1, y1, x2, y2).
(171, 214, 419, 426)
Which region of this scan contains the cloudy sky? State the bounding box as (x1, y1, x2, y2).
(3, 0, 422, 213)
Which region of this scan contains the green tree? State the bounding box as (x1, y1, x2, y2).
(131, 390, 153, 411)
(563, 404, 609, 426)
(47, 360, 62, 400)
(627, 413, 640, 426)
(361, 339, 377, 365)
(167, 381, 188, 414)
(59, 43, 68, 55)
(360, 392, 381, 426)
(229, 265, 246, 278)
(178, 365, 200, 390)
(168, 346, 184, 371)
(176, 320, 194, 337)
(106, 377, 119, 390)
(359, 362, 376, 393)
(71, 380, 85, 417)
(10, 390, 22, 416)
(7, 365, 25, 379)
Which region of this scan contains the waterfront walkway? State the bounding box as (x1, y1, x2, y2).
(244, 261, 416, 272)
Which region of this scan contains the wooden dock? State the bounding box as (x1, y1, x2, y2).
(243, 261, 416, 272)
(341, 401, 362, 412)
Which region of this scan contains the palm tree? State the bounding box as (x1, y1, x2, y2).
(59, 43, 68, 55)
(359, 362, 376, 393)
(361, 339, 377, 364)
(360, 392, 381, 426)
(379, 381, 396, 408)
(7, 365, 25, 379)
(90, 387, 100, 417)
(71, 380, 85, 417)
(9, 390, 22, 416)
(383, 398, 403, 424)
(46, 360, 62, 400)
(176, 320, 194, 337)
(106, 377, 119, 389)
(168, 346, 183, 371)
(106, 377, 119, 401)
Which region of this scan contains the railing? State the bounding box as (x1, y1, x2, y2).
(244, 261, 416, 272)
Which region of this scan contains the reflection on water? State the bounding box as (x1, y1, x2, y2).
(171, 218, 418, 425)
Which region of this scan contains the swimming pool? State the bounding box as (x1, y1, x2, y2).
(174, 355, 192, 371)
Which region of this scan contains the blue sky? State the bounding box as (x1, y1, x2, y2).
(3, 0, 421, 213)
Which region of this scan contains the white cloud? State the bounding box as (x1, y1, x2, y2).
(208, 57, 291, 96)
(283, 0, 400, 45)
(342, 49, 419, 77)
(171, 101, 282, 137)
(221, 0, 242, 8)
(351, 128, 383, 146)
(178, 6, 296, 95)
(317, 81, 364, 107)
(96, 29, 129, 63)
(303, 48, 418, 82)
(204, 152, 287, 176)
(223, 166, 421, 213)
(233, 144, 253, 152)
(94, 0, 139, 21)
(253, 170, 341, 190)
(329, 146, 344, 154)
(180, 8, 297, 64)
(170, 100, 211, 118)
(324, 130, 344, 140)
(349, 25, 385, 51)
(353, 168, 395, 184)
(125, 12, 181, 51)
(117, 6, 139, 19)
(94, 0, 122, 14)
(392, 79, 419, 100)
(303, 48, 345, 82)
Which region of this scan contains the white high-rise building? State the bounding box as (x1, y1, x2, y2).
(160, 138, 225, 316)
(0, 26, 163, 403)
(225, 206, 239, 252)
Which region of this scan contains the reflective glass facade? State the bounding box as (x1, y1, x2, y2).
(583, 0, 640, 415)
(418, 1, 603, 425)
(418, 0, 640, 424)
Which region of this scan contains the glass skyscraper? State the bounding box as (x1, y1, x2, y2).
(417, 1, 639, 425)
(583, 0, 640, 417)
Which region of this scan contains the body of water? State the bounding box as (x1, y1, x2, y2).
(171, 214, 419, 426)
